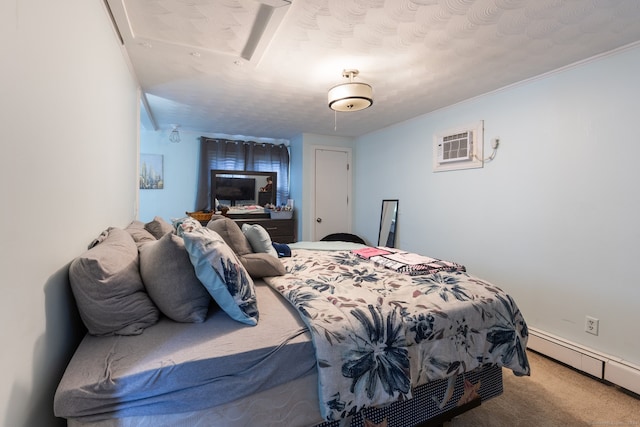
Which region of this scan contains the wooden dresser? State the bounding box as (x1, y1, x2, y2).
(190, 211, 296, 243)
(231, 218, 295, 243)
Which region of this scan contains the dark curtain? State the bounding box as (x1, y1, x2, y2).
(195, 138, 290, 210)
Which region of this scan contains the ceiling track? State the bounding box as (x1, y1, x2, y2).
(102, 0, 123, 45)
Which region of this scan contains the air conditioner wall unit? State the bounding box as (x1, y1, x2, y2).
(433, 121, 484, 172)
(438, 131, 473, 163)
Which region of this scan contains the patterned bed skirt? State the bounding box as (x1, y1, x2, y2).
(313, 364, 503, 427)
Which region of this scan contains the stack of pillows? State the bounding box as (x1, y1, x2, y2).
(68, 215, 288, 336)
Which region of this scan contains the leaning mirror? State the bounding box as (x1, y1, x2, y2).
(378, 199, 398, 247)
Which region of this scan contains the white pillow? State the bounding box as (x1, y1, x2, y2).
(242, 223, 278, 258)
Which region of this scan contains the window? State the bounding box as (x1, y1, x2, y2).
(195, 138, 290, 210)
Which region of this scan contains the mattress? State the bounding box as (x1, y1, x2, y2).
(66, 373, 325, 427)
(55, 283, 316, 422)
(288, 241, 367, 251)
(65, 364, 504, 427)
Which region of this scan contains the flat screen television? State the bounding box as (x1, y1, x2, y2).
(211, 170, 277, 210)
(215, 177, 255, 206)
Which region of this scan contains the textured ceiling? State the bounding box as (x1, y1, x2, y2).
(105, 0, 640, 140)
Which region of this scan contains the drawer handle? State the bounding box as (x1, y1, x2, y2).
(265, 227, 278, 231)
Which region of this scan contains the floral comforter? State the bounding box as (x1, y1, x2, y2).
(263, 249, 530, 421)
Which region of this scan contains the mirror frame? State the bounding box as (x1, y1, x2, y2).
(378, 199, 399, 248)
(211, 170, 276, 208)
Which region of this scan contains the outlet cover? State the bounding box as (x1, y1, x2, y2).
(585, 316, 599, 335)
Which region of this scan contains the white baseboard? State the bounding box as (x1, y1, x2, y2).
(604, 360, 640, 395)
(527, 327, 640, 395)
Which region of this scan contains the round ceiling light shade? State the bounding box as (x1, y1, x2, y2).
(328, 69, 373, 112)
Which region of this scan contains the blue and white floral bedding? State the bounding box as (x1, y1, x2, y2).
(264, 248, 530, 421)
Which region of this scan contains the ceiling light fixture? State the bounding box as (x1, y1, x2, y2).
(169, 125, 181, 143)
(328, 69, 373, 112)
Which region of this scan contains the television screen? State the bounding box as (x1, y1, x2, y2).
(215, 177, 255, 205)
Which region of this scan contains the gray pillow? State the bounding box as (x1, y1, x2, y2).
(139, 233, 211, 322)
(207, 214, 227, 224)
(69, 228, 159, 336)
(125, 220, 157, 247)
(238, 252, 286, 278)
(207, 217, 253, 256)
(145, 216, 174, 239)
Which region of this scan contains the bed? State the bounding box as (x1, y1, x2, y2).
(55, 234, 530, 427)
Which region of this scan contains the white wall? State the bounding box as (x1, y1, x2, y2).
(139, 129, 201, 222)
(353, 43, 640, 367)
(0, 1, 139, 425)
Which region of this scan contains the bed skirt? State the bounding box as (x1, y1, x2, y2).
(314, 364, 503, 427)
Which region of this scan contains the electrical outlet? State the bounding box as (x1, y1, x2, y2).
(585, 316, 599, 335)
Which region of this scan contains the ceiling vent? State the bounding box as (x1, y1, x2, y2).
(112, 0, 291, 65)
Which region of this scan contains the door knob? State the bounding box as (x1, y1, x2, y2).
(316, 218, 322, 223)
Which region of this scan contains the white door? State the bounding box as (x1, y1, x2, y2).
(314, 147, 350, 240)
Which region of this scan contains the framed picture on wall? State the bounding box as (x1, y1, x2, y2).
(139, 154, 164, 189)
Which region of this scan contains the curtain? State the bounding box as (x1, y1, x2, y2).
(195, 138, 290, 210)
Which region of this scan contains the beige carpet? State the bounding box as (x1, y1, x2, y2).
(447, 351, 640, 427)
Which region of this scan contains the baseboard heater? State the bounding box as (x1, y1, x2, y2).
(527, 327, 640, 395)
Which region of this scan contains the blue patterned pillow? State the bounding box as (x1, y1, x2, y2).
(182, 227, 258, 326)
(173, 216, 202, 236)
